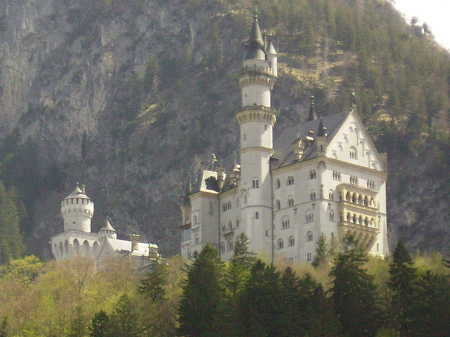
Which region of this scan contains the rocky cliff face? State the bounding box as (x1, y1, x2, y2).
(0, 0, 449, 258)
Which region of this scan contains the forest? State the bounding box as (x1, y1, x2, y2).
(0, 235, 449, 336)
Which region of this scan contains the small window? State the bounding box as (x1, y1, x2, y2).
(333, 171, 341, 181)
(195, 235, 199, 244)
(349, 147, 357, 159)
(307, 252, 312, 261)
(288, 236, 295, 247)
(287, 176, 295, 186)
(221, 242, 225, 254)
(276, 179, 281, 189)
(310, 192, 316, 201)
(309, 170, 316, 179)
(329, 191, 334, 200)
(276, 200, 281, 210)
(282, 218, 290, 229)
(252, 179, 259, 188)
(278, 239, 284, 249)
(288, 197, 294, 207)
(255, 212, 259, 219)
(307, 231, 313, 242)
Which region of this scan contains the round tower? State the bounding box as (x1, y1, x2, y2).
(61, 183, 94, 232)
(237, 12, 277, 255)
(98, 218, 117, 240)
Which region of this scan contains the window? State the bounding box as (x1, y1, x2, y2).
(305, 213, 314, 223)
(349, 147, 357, 159)
(332, 171, 341, 181)
(278, 239, 284, 249)
(329, 211, 335, 221)
(287, 176, 294, 186)
(221, 242, 225, 254)
(310, 191, 316, 201)
(307, 231, 313, 242)
(350, 175, 359, 185)
(255, 212, 259, 219)
(228, 241, 234, 251)
(282, 218, 290, 229)
(289, 236, 295, 247)
(222, 201, 232, 212)
(276, 179, 281, 189)
(367, 180, 376, 189)
(329, 191, 334, 200)
(309, 170, 316, 179)
(195, 235, 199, 244)
(288, 197, 294, 207)
(252, 179, 259, 188)
(276, 200, 281, 209)
(307, 253, 312, 261)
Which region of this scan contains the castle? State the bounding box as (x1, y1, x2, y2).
(179, 13, 388, 262)
(50, 184, 159, 267)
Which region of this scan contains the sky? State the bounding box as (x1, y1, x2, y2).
(393, 0, 449, 51)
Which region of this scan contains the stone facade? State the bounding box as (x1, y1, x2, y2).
(51, 184, 159, 267)
(180, 13, 388, 262)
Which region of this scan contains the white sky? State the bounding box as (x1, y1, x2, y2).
(394, 0, 449, 50)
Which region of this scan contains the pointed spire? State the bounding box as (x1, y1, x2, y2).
(245, 9, 266, 60)
(351, 90, 357, 107)
(317, 117, 328, 137)
(266, 38, 277, 55)
(308, 95, 317, 121)
(185, 172, 191, 195)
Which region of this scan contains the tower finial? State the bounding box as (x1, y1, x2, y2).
(351, 90, 356, 107)
(308, 95, 317, 121)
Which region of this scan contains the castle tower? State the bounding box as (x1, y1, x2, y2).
(61, 183, 94, 232)
(98, 218, 117, 240)
(237, 11, 277, 255)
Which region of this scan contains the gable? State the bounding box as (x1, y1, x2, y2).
(326, 110, 386, 171)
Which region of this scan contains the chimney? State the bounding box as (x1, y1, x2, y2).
(130, 234, 141, 252)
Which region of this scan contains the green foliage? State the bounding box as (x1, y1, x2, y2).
(111, 294, 143, 337)
(331, 240, 381, 337)
(89, 310, 112, 337)
(139, 261, 167, 302)
(178, 244, 224, 337)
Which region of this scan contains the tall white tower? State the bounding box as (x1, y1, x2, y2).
(237, 11, 277, 255)
(61, 183, 94, 232)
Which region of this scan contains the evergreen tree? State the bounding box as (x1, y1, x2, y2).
(178, 244, 224, 337)
(0, 182, 25, 264)
(388, 240, 417, 335)
(111, 294, 142, 337)
(139, 261, 167, 302)
(406, 270, 450, 337)
(312, 233, 330, 268)
(330, 240, 381, 337)
(89, 310, 112, 337)
(238, 260, 282, 337)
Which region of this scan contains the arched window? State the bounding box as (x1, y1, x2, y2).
(278, 239, 284, 249)
(255, 212, 259, 219)
(282, 217, 290, 229)
(276, 179, 281, 189)
(307, 231, 313, 242)
(276, 200, 281, 210)
(287, 176, 294, 186)
(307, 252, 312, 261)
(252, 179, 259, 188)
(350, 146, 357, 159)
(310, 191, 316, 201)
(329, 191, 334, 200)
(288, 197, 294, 207)
(221, 242, 225, 254)
(289, 236, 295, 247)
(329, 211, 335, 221)
(309, 170, 316, 179)
(73, 239, 80, 254)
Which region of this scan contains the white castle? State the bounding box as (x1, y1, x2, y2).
(50, 184, 159, 267)
(180, 13, 388, 262)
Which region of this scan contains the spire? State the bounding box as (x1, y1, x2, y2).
(245, 9, 266, 60)
(317, 117, 328, 137)
(185, 172, 191, 195)
(266, 39, 277, 55)
(308, 95, 317, 121)
(351, 90, 357, 107)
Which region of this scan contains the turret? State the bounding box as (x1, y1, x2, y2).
(316, 117, 328, 155)
(61, 183, 94, 232)
(98, 218, 117, 240)
(266, 39, 277, 77)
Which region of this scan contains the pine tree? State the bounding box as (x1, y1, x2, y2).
(238, 260, 282, 337)
(178, 244, 224, 337)
(139, 261, 167, 302)
(388, 240, 417, 335)
(312, 233, 330, 268)
(330, 240, 381, 337)
(111, 294, 142, 337)
(89, 310, 112, 337)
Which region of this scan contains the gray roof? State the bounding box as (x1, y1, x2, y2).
(273, 110, 350, 169)
(245, 13, 266, 60)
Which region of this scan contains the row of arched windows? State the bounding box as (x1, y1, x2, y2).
(277, 232, 314, 250)
(341, 213, 376, 227)
(275, 198, 294, 209)
(222, 201, 232, 212)
(62, 198, 91, 206)
(342, 191, 376, 207)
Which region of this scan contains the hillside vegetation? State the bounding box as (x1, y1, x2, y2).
(0, 0, 448, 257)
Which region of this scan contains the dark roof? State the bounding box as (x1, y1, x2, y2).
(245, 13, 266, 60)
(273, 110, 350, 169)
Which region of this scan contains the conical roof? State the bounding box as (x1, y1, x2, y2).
(266, 39, 277, 55)
(245, 11, 266, 60)
(100, 218, 116, 232)
(308, 96, 317, 121)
